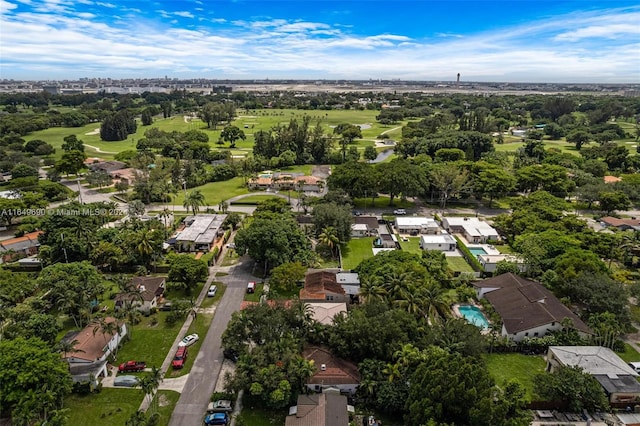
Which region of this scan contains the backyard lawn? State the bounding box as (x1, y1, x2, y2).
(446, 256, 475, 273)
(398, 236, 421, 254)
(484, 353, 547, 400)
(341, 237, 375, 270)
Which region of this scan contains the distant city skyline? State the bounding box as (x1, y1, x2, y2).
(1, 0, 639, 83)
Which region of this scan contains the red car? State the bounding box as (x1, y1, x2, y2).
(118, 360, 146, 373)
(172, 346, 188, 369)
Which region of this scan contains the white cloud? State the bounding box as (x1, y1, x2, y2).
(0, 0, 17, 12)
(1, 5, 639, 82)
(174, 10, 194, 18)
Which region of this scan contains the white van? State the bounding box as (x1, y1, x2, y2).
(629, 362, 640, 373)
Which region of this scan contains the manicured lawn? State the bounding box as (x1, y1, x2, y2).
(116, 313, 183, 369)
(169, 177, 249, 208)
(398, 236, 421, 254)
(495, 245, 516, 254)
(157, 390, 181, 426)
(237, 395, 286, 426)
(341, 237, 375, 270)
(230, 194, 284, 204)
(352, 196, 415, 209)
(484, 353, 547, 400)
(446, 256, 475, 273)
(65, 388, 144, 425)
(616, 344, 640, 363)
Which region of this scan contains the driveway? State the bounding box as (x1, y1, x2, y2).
(168, 257, 255, 426)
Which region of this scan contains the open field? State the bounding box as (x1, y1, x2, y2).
(484, 353, 546, 400)
(341, 237, 375, 270)
(22, 109, 409, 161)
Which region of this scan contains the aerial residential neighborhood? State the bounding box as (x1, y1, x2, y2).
(1, 1, 640, 426)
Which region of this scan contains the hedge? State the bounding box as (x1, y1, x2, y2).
(454, 236, 485, 273)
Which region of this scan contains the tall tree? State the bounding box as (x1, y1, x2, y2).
(430, 164, 470, 209)
(183, 189, 206, 215)
(220, 125, 246, 148)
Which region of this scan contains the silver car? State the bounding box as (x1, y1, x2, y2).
(114, 375, 139, 387)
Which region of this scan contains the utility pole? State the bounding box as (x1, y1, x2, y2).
(77, 178, 83, 204)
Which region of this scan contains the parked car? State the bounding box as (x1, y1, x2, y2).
(160, 301, 173, 311)
(629, 362, 640, 373)
(172, 346, 188, 369)
(204, 412, 229, 425)
(114, 375, 139, 387)
(178, 333, 199, 347)
(118, 360, 146, 373)
(223, 349, 239, 363)
(207, 285, 217, 297)
(352, 210, 362, 216)
(393, 208, 407, 215)
(225, 243, 235, 249)
(207, 400, 233, 413)
(246, 282, 256, 294)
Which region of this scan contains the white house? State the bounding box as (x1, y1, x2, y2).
(472, 273, 591, 342)
(350, 223, 369, 238)
(441, 217, 499, 243)
(395, 217, 439, 235)
(419, 233, 457, 252)
(173, 214, 227, 252)
(63, 318, 127, 382)
(477, 254, 526, 273)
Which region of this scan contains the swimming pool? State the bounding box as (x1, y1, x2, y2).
(458, 305, 490, 329)
(468, 247, 488, 257)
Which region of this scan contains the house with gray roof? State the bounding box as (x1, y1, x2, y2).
(547, 346, 640, 405)
(173, 214, 227, 252)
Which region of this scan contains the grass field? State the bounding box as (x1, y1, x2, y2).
(484, 353, 546, 400)
(398, 236, 421, 254)
(116, 313, 183, 369)
(229, 194, 283, 204)
(170, 177, 250, 208)
(341, 237, 375, 270)
(65, 388, 144, 425)
(446, 256, 475, 273)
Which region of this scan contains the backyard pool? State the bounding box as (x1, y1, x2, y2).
(458, 305, 490, 329)
(468, 247, 488, 257)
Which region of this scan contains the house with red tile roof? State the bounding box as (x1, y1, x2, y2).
(0, 231, 43, 263)
(302, 345, 360, 395)
(300, 271, 348, 303)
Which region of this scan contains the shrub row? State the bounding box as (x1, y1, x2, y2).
(454, 236, 485, 273)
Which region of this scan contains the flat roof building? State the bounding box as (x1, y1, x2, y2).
(174, 214, 227, 252)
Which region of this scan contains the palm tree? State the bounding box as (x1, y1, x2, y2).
(358, 276, 387, 304)
(56, 338, 84, 359)
(92, 316, 118, 348)
(135, 230, 154, 268)
(422, 282, 451, 324)
(318, 226, 340, 258)
(159, 207, 172, 238)
(183, 189, 206, 215)
(383, 271, 412, 302)
(393, 285, 426, 317)
(146, 366, 164, 414)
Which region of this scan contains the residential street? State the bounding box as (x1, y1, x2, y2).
(168, 256, 256, 426)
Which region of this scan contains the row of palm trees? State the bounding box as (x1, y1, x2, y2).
(359, 271, 453, 324)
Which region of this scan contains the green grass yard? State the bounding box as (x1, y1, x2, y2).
(341, 237, 375, 270)
(616, 343, 640, 363)
(446, 256, 475, 273)
(352, 196, 415, 210)
(484, 353, 547, 400)
(65, 388, 144, 425)
(167, 312, 213, 378)
(169, 177, 249, 208)
(230, 194, 286, 204)
(116, 313, 183, 369)
(398, 236, 421, 254)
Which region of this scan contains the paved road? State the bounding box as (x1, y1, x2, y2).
(168, 257, 255, 426)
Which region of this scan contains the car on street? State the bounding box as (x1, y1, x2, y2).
(393, 208, 407, 215)
(207, 285, 217, 297)
(352, 210, 362, 216)
(204, 412, 229, 425)
(114, 375, 139, 387)
(178, 333, 199, 347)
(207, 400, 233, 413)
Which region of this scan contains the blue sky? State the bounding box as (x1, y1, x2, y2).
(1, 0, 639, 82)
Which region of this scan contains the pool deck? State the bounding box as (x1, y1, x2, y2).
(466, 244, 501, 255)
